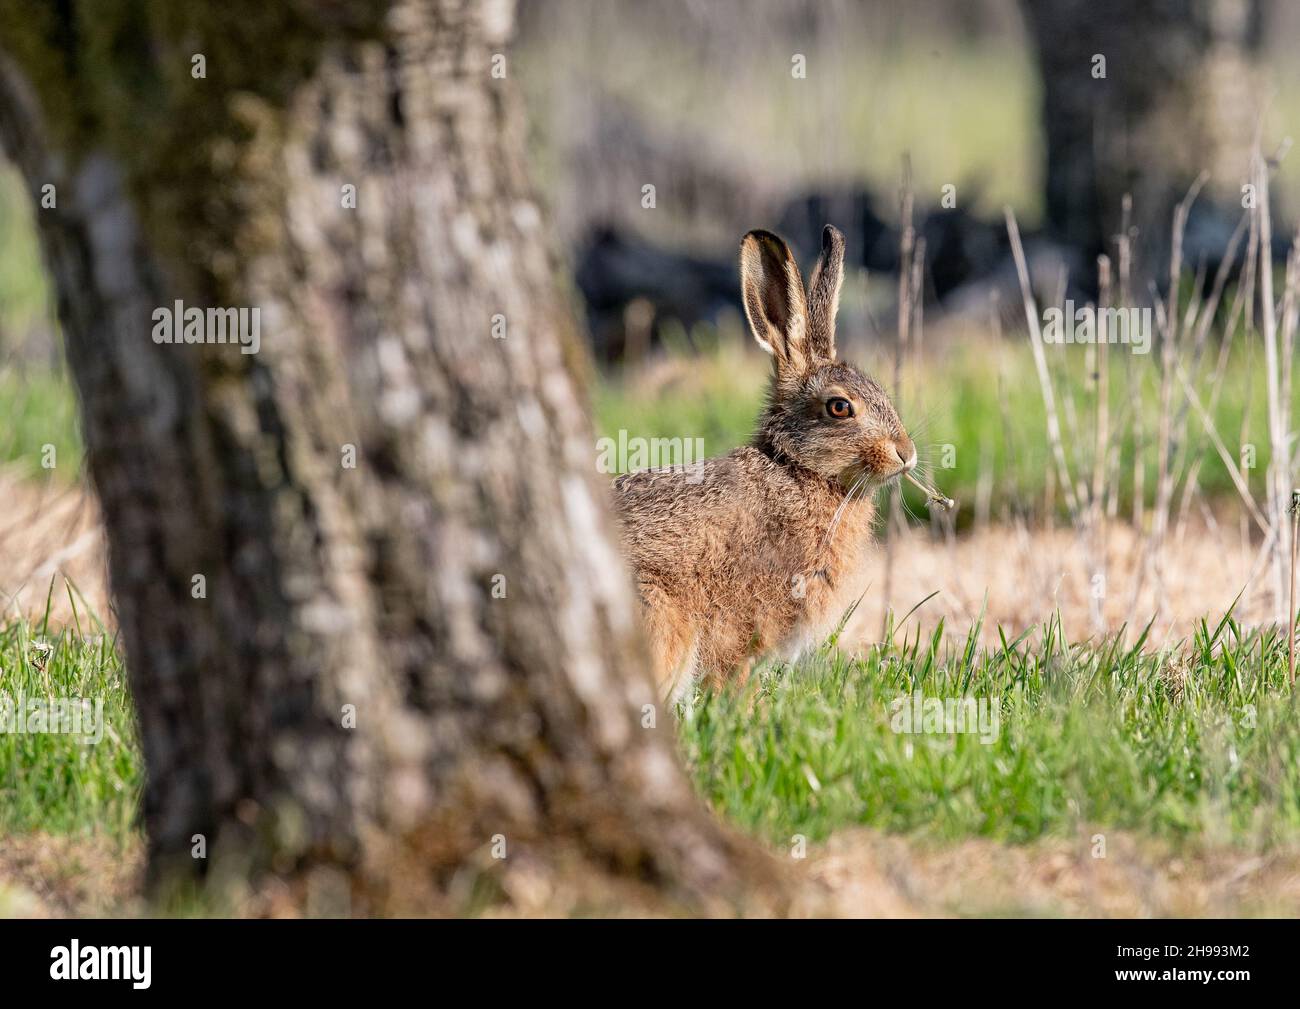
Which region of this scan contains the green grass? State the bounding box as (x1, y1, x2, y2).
(0, 165, 50, 343)
(0, 602, 140, 845)
(0, 367, 82, 477)
(681, 608, 1300, 851)
(0, 167, 79, 479)
(6, 601, 1300, 860)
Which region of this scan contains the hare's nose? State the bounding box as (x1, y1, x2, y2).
(892, 436, 917, 471)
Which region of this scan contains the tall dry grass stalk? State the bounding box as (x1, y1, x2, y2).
(1117, 196, 1146, 534)
(1255, 150, 1288, 620)
(1290, 490, 1299, 685)
(882, 159, 915, 637)
(1148, 175, 1208, 611)
(1004, 208, 1079, 521)
(1090, 255, 1112, 632)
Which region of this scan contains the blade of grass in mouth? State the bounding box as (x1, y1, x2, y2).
(904, 471, 956, 510)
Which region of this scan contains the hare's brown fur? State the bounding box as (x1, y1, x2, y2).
(612, 226, 915, 702)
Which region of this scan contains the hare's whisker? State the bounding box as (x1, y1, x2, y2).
(826, 476, 864, 541)
(822, 472, 869, 549)
(901, 491, 924, 524)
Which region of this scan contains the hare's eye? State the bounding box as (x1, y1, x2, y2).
(826, 397, 854, 420)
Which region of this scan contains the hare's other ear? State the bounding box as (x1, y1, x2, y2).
(739, 229, 810, 374)
(805, 224, 844, 363)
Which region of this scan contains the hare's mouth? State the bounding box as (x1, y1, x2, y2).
(892, 443, 919, 475)
(844, 450, 956, 510)
(873, 451, 917, 485)
(865, 441, 916, 485)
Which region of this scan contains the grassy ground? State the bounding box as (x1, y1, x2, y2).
(0, 611, 138, 846)
(4, 601, 1298, 848)
(682, 611, 1300, 851)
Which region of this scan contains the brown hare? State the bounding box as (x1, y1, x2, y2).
(613, 225, 918, 703)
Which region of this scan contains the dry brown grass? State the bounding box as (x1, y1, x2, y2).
(0, 833, 143, 917)
(848, 516, 1263, 649)
(812, 829, 1300, 917)
(5, 826, 1298, 917)
(0, 466, 109, 625)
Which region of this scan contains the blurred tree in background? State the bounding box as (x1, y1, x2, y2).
(1022, 0, 1268, 283)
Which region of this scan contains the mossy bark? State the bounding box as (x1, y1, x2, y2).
(0, 0, 780, 914)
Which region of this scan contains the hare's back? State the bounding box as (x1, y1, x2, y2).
(612, 447, 816, 552)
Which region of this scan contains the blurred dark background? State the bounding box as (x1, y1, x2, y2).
(513, 0, 1295, 360)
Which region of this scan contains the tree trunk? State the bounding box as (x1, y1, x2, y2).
(1019, 0, 1267, 285)
(0, 0, 778, 915)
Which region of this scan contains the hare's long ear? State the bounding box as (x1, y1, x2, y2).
(805, 224, 844, 363)
(740, 229, 810, 375)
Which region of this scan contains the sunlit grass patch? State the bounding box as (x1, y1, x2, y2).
(680, 609, 1300, 851)
(0, 368, 82, 478)
(0, 603, 139, 845)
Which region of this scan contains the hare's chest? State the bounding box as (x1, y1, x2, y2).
(778, 528, 874, 662)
